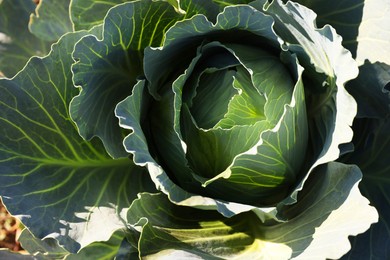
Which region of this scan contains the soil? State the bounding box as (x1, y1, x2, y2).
(0, 199, 23, 252)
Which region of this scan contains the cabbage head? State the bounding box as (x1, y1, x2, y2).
(0, 0, 389, 259)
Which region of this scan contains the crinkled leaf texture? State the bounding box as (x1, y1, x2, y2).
(69, 0, 210, 158)
(0, 0, 382, 259)
(69, 0, 252, 30)
(291, 0, 390, 65)
(0, 29, 156, 254)
(70, 0, 128, 30)
(117, 81, 377, 259)
(114, 1, 377, 258)
(117, 0, 361, 214)
(69, 0, 253, 159)
(17, 228, 69, 259)
(339, 62, 390, 260)
(0, 0, 50, 78)
(347, 62, 390, 119)
(291, 0, 390, 257)
(18, 227, 137, 259)
(118, 155, 376, 258)
(340, 117, 390, 260)
(29, 0, 73, 42)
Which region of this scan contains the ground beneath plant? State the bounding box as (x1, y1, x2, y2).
(0, 199, 23, 252)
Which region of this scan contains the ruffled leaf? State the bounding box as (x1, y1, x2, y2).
(291, 0, 390, 65)
(66, 230, 134, 259)
(19, 228, 134, 259)
(0, 30, 155, 253)
(69, 0, 223, 30)
(70, 0, 221, 158)
(340, 64, 390, 258)
(247, 1, 360, 210)
(140, 5, 284, 209)
(286, 163, 377, 259)
(70, 0, 127, 30)
(204, 60, 307, 205)
(346, 61, 390, 118)
(0, 0, 50, 78)
(123, 162, 376, 259)
(340, 117, 390, 259)
(29, 0, 73, 42)
(287, 0, 363, 59)
(128, 193, 293, 259)
(18, 229, 69, 259)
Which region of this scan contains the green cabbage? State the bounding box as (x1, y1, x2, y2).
(0, 0, 389, 258)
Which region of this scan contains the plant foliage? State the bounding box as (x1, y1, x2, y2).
(0, 0, 389, 259)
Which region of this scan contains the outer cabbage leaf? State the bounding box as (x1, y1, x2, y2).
(0, 0, 50, 78)
(0, 250, 32, 260)
(18, 228, 69, 259)
(69, 0, 252, 30)
(0, 29, 156, 253)
(18, 228, 134, 259)
(70, 0, 221, 158)
(250, 0, 360, 208)
(352, 0, 390, 65)
(340, 118, 390, 260)
(287, 0, 363, 59)
(127, 193, 293, 259)
(29, 0, 73, 42)
(290, 0, 390, 65)
(65, 230, 134, 259)
(70, 0, 128, 30)
(288, 1, 390, 256)
(120, 163, 376, 259)
(339, 63, 390, 259)
(346, 62, 390, 118)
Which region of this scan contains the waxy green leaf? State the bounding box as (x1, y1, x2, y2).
(288, 0, 364, 59)
(121, 163, 376, 259)
(0, 0, 385, 258)
(18, 229, 69, 259)
(70, 0, 128, 30)
(290, 0, 390, 65)
(19, 228, 135, 259)
(346, 62, 390, 118)
(0, 29, 155, 252)
(70, 0, 221, 158)
(29, 0, 73, 42)
(0, 0, 50, 78)
(69, 0, 227, 30)
(70, 0, 185, 158)
(340, 62, 390, 259)
(281, 163, 377, 259)
(116, 3, 377, 258)
(127, 193, 293, 259)
(136, 3, 288, 212)
(66, 230, 134, 259)
(340, 116, 390, 260)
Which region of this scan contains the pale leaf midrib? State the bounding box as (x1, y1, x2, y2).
(36, 157, 131, 167)
(2, 152, 130, 168)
